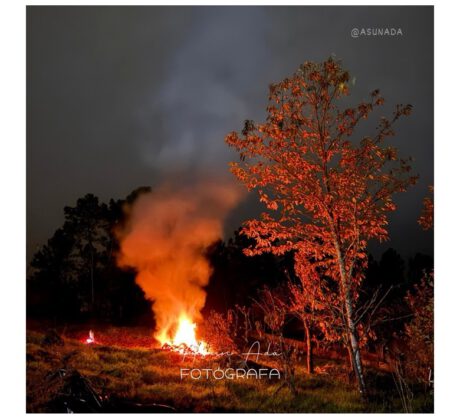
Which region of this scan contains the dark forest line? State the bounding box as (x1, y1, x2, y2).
(27, 190, 432, 326)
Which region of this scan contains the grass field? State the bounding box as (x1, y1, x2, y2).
(26, 328, 433, 413)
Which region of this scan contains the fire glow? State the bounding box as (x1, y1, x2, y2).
(85, 330, 95, 344)
(160, 314, 210, 355)
(115, 182, 243, 356)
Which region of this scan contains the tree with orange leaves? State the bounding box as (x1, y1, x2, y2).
(418, 186, 434, 231)
(225, 58, 417, 396)
(287, 251, 342, 375)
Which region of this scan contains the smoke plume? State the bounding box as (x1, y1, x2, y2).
(116, 181, 242, 343)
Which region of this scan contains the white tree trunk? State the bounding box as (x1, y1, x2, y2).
(333, 239, 367, 396)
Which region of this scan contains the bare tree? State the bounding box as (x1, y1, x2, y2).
(254, 286, 298, 395)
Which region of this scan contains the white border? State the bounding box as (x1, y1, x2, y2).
(2, 0, 458, 418)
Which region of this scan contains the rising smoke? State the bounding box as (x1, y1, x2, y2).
(116, 181, 243, 343)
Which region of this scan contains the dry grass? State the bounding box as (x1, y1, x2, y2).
(26, 329, 433, 413)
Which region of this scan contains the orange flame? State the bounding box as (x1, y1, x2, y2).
(159, 314, 209, 354)
(115, 181, 243, 355)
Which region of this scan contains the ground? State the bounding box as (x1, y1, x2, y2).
(26, 327, 433, 413)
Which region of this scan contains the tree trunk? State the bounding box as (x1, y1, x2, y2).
(303, 320, 313, 374)
(345, 304, 366, 397)
(345, 341, 355, 383)
(333, 239, 367, 397)
(90, 247, 94, 308)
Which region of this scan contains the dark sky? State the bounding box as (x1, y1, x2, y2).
(27, 6, 433, 262)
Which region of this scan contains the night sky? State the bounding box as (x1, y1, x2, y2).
(27, 6, 433, 262)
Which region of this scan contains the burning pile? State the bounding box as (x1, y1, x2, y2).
(116, 181, 242, 354)
(160, 315, 209, 354)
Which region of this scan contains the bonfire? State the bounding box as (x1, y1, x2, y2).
(160, 314, 210, 355)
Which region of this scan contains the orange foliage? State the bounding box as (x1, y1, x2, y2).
(226, 58, 417, 394)
(226, 57, 417, 295)
(418, 185, 434, 231)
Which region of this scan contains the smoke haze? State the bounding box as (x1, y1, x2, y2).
(116, 181, 243, 342)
